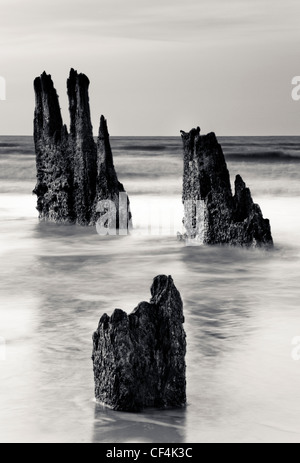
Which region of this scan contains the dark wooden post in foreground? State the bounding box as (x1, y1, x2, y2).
(92, 275, 187, 412)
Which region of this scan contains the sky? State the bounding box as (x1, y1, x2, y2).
(0, 0, 300, 136)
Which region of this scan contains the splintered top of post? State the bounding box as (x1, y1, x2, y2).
(180, 126, 200, 135)
(180, 127, 220, 145)
(99, 115, 109, 139)
(34, 72, 56, 97)
(180, 126, 201, 140)
(34, 71, 63, 139)
(150, 274, 176, 304)
(96, 275, 184, 331)
(68, 68, 90, 87)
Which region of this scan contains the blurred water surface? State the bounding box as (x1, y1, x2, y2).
(0, 136, 300, 443)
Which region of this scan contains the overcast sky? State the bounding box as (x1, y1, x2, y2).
(0, 0, 300, 135)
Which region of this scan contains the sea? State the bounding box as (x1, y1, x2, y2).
(0, 135, 300, 443)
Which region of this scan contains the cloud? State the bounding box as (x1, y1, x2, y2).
(1, 0, 299, 48)
(1, 0, 300, 136)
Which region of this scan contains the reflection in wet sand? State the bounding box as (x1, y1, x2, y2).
(93, 403, 187, 443)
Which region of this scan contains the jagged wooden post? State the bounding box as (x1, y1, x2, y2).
(181, 128, 273, 247)
(33, 73, 73, 223)
(33, 69, 131, 230)
(67, 69, 97, 225)
(90, 115, 132, 230)
(92, 275, 187, 412)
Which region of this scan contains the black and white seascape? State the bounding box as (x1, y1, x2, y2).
(1, 0, 300, 445)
